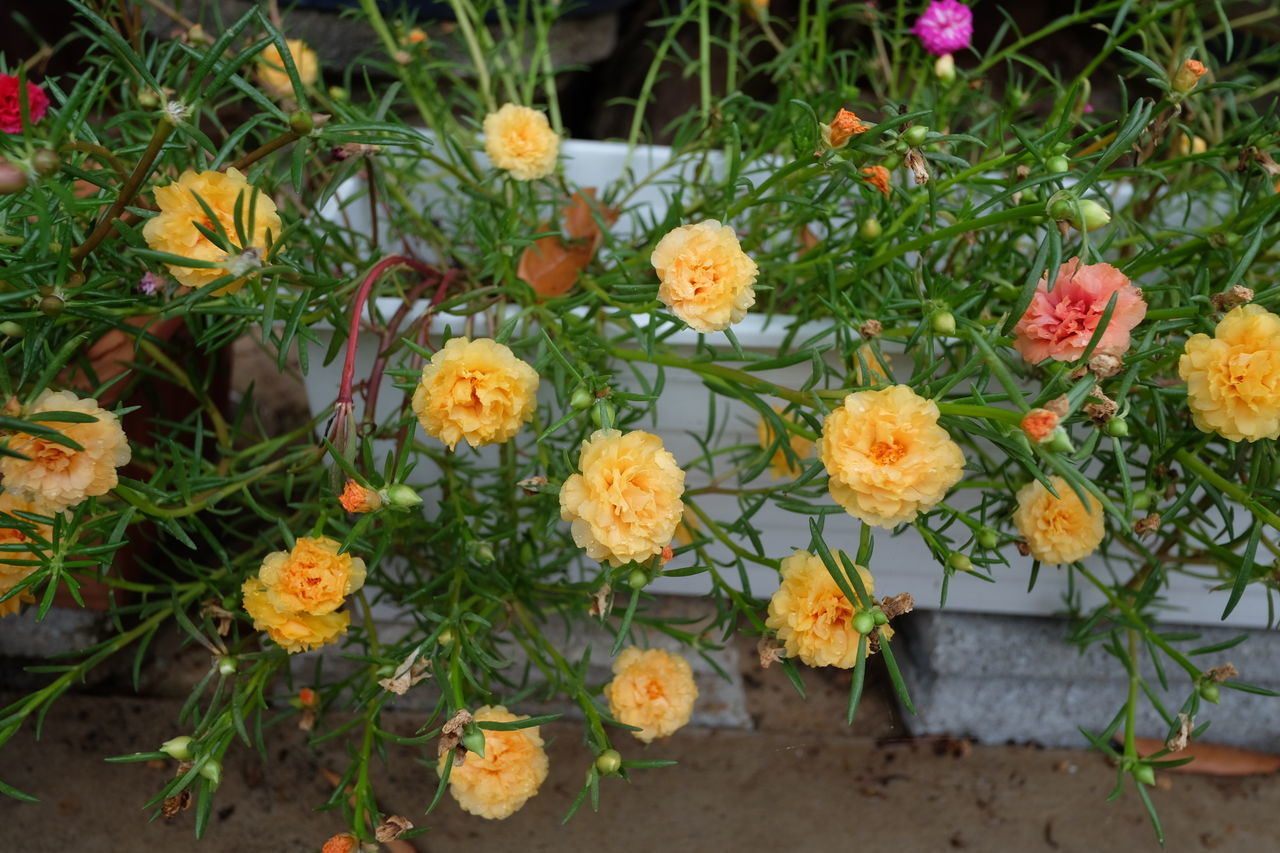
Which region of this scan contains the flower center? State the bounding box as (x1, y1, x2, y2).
(32, 439, 73, 473)
(869, 439, 907, 466)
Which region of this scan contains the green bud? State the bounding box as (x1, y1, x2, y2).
(976, 528, 999, 550)
(469, 541, 495, 565)
(0, 321, 23, 338)
(595, 749, 623, 775)
(1049, 142, 1071, 155)
(994, 284, 1020, 302)
(198, 759, 222, 788)
(948, 553, 973, 573)
(858, 217, 882, 241)
(930, 311, 956, 336)
(31, 149, 61, 176)
(461, 724, 487, 758)
(1199, 683, 1221, 704)
(627, 569, 648, 590)
(328, 86, 348, 101)
(217, 656, 237, 676)
(1044, 429, 1074, 454)
(137, 89, 161, 108)
(385, 484, 423, 508)
(591, 400, 617, 430)
(437, 628, 455, 647)
(39, 295, 64, 317)
(570, 387, 594, 410)
(871, 608, 889, 626)
(1131, 490, 1152, 512)
(160, 736, 193, 760)
(1104, 418, 1130, 437)
(1049, 196, 1110, 231)
(1046, 155, 1069, 173)
(934, 53, 956, 84)
(851, 611, 876, 635)
(0, 161, 28, 195)
(903, 125, 929, 147)
(1133, 764, 1156, 786)
(288, 111, 315, 136)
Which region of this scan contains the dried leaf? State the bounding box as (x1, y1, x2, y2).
(517, 188, 617, 298)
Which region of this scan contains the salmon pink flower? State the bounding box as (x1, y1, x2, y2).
(912, 0, 973, 56)
(1012, 258, 1147, 364)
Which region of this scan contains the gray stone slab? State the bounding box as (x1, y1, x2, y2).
(896, 610, 1280, 749)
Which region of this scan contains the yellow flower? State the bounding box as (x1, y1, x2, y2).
(411, 337, 540, 450)
(0, 492, 50, 618)
(1012, 476, 1105, 564)
(242, 577, 349, 654)
(257, 536, 366, 616)
(765, 549, 879, 669)
(651, 220, 758, 333)
(604, 647, 698, 743)
(560, 429, 685, 566)
(756, 407, 812, 479)
(441, 705, 549, 820)
(256, 39, 319, 99)
(482, 104, 559, 181)
(143, 168, 282, 294)
(819, 385, 965, 528)
(1178, 305, 1280, 441)
(0, 390, 131, 511)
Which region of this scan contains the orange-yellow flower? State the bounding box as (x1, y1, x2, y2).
(1012, 476, 1105, 564)
(861, 165, 891, 196)
(411, 337, 539, 450)
(0, 390, 131, 511)
(143, 168, 282, 294)
(0, 492, 50, 618)
(766, 549, 880, 668)
(441, 705, 549, 819)
(483, 104, 559, 181)
(821, 108, 867, 149)
(604, 647, 698, 743)
(819, 385, 965, 527)
(1172, 59, 1207, 94)
(256, 39, 319, 99)
(756, 407, 812, 479)
(1179, 305, 1280, 442)
(651, 220, 758, 333)
(257, 536, 366, 616)
(560, 429, 685, 566)
(242, 577, 350, 653)
(339, 479, 382, 513)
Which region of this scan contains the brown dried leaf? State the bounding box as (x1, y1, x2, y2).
(375, 815, 414, 843)
(517, 188, 617, 298)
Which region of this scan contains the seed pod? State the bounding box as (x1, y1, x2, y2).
(852, 612, 876, 635)
(948, 553, 973, 572)
(858, 217, 882, 241)
(0, 321, 23, 339)
(626, 569, 648, 589)
(160, 736, 194, 760)
(1105, 418, 1130, 437)
(1046, 155, 1069, 173)
(595, 749, 623, 775)
(0, 161, 28, 195)
(976, 528, 999, 550)
(39, 295, 65, 317)
(930, 311, 956, 335)
(903, 125, 929, 147)
(570, 387, 593, 410)
(288, 111, 315, 135)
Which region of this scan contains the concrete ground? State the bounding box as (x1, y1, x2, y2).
(3, 636, 1277, 853)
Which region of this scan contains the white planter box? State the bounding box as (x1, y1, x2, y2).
(308, 139, 1271, 628)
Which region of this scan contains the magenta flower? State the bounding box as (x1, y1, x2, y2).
(0, 74, 50, 134)
(912, 0, 973, 56)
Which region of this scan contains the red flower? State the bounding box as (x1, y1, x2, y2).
(0, 74, 50, 134)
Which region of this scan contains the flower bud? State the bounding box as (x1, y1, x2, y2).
(595, 749, 622, 775)
(339, 480, 383, 513)
(0, 321, 23, 339)
(1044, 428, 1074, 454)
(160, 736, 194, 760)
(385, 484, 423, 508)
(461, 724, 487, 757)
(1131, 489, 1152, 512)
(438, 628, 455, 647)
(1199, 682, 1221, 704)
(1133, 764, 1156, 786)
(1104, 418, 1130, 437)
(948, 553, 973, 573)
(903, 125, 929, 148)
(0, 161, 28, 195)
(851, 611, 876, 635)
(1049, 197, 1110, 231)
(626, 568, 648, 590)
(590, 400, 616, 429)
(871, 608, 889, 626)
(1021, 408, 1060, 443)
(328, 86, 348, 101)
(31, 148, 61, 176)
(858, 217, 882, 241)
(288, 111, 315, 136)
(1046, 155, 1069, 173)
(39, 295, 64, 317)
(976, 528, 999, 550)
(930, 311, 956, 335)
(468, 541, 495, 565)
(1172, 59, 1207, 94)
(198, 759, 222, 787)
(570, 387, 593, 410)
(217, 656, 237, 676)
(934, 53, 956, 84)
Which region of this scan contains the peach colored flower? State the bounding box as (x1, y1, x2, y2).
(822, 108, 867, 149)
(143, 168, 282, 294)
(560, 429, 685, 566)
(0, 492, 50, 618)
(242, 577, 349, 653)
(1020, 408, 1059, 442)
(339, 479, 382, 513)
(651, 220, 758, 333)
(766, 549, 880, 668)
(756, 407, 812, 479)
(257, 536, 366, 616)
(411, 337, 539, 450)
(440, 705, 549, 819)
(1012, 258, 1147, 363)
(604, 647, 698, 743)
(1172, 59, 1207, 94)
(1179, 305, 1280, 441)
(819, 385, 965, 528)
(1012, 476, 1104, 564)
(256, 39, 319, 100)
(483, 104, 559, 181)
(0, 390, 131, 510)
(861, 165, 890, 196)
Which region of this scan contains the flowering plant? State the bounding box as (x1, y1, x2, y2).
(1, 0, 1278, 845)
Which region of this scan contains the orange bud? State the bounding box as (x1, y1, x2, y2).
(1172, 59, 1207, 94)
(1020, 408, 1059, 443)
(407, 28, 428, 44)
(321, 834, 357, 853)
(860, 165, 891, 197)
(822, 108, 867, 149)
(339, 479, 382, 513)
(298, 688, 318, 708)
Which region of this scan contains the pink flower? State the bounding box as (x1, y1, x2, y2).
(912, 0, 973, 56)
(1013, 258, 1147, 364)
(0, 74, 50, 134)
(138, 272, 167, 295)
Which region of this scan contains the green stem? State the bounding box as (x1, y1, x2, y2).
(1175, 447, 1280, 533)
(72, 119, 175, 264)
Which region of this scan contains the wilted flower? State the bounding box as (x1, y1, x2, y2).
(138, 272, 167, 295)
(1012, 476, 1105, 564)
(651, 220, 758, 333)
(821, 108, 867, 149)
(483, 104, 559, 181)
(0, 73, 50, 134)
(604, 647, 698, 742)
(1179, 305, 1280, 441)
(440, 705, 549, 819)
(912, 0, 973, 56)
(860, 165, 891, 196)
(410, 337, 539, 450)
(1012, 258, 1147, 363)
